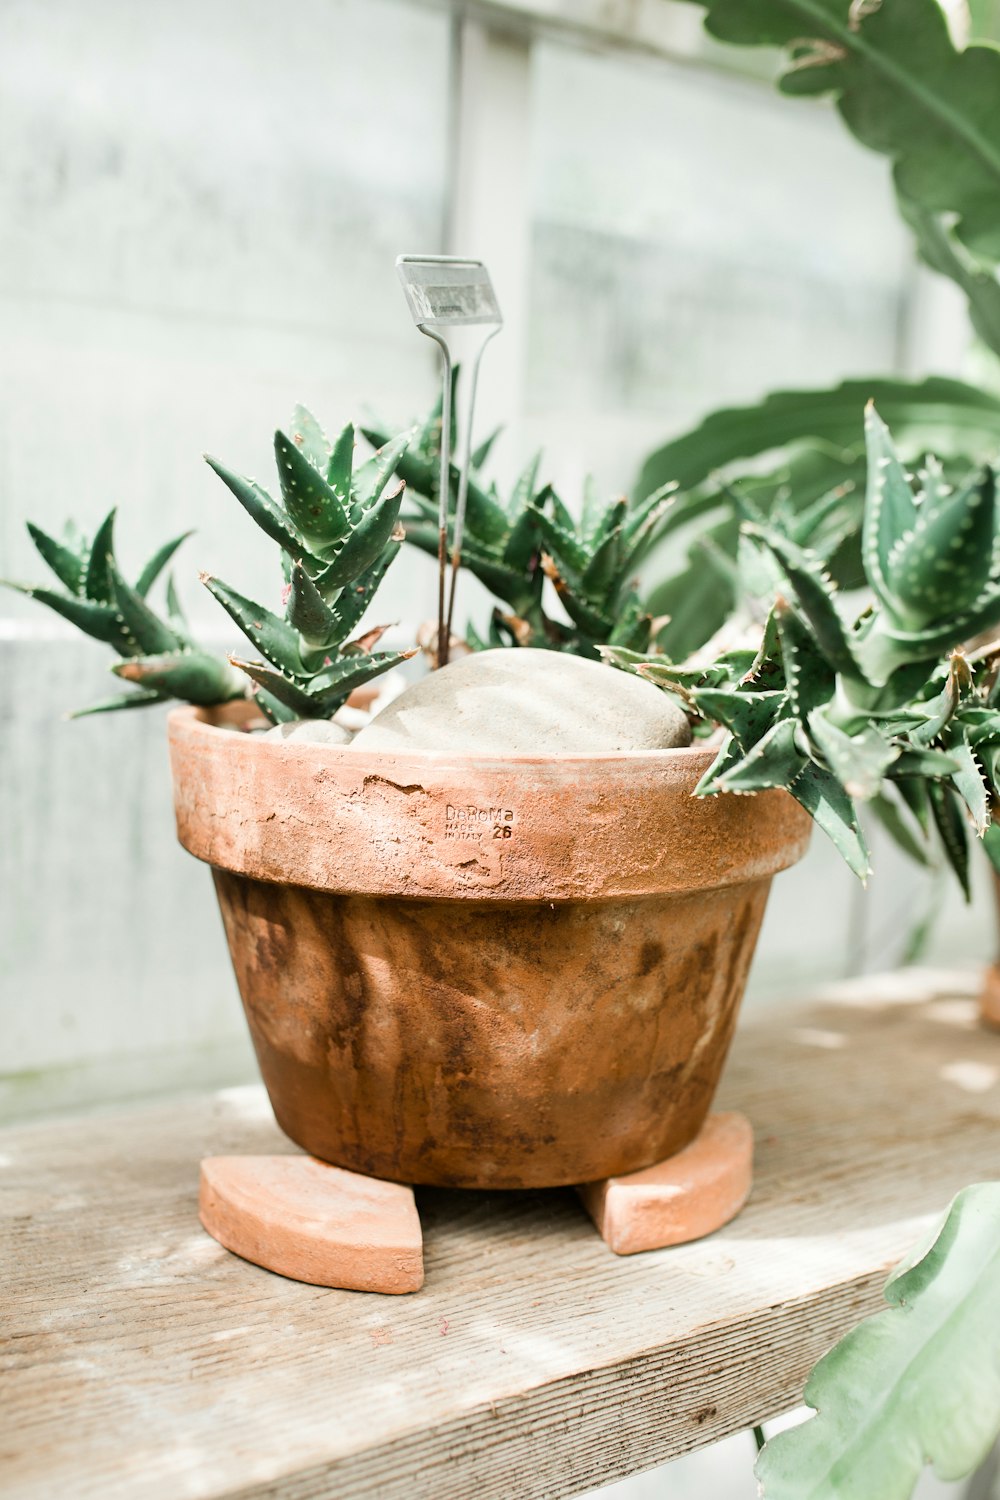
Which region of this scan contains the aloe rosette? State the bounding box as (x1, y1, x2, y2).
(1, 511, 243, 715)
(366, 387, 673, 657)
(203, 406, 416, 722)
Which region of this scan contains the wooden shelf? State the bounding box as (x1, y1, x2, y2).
(3, 969, 998, 1500)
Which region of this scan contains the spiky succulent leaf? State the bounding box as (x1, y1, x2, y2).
(947, 739, 991, 836)
(551, 486, 579, 538)
(201, 574, 304, 675)
(869, 790, 933, 868)
(206, 410, 414, 715)
(858, 593, 1000, 684)
(324, 421, 355, 502)
(887, 467, 997, 624)
(787, 762, 871, 882)
(928, 781, 971, 899)
(984, 822, 1000, 875)
(327, 543, 402, 640)
(746, 524, 857, 677)
(286, 561, 340, 647)
(351, 432, 411, 514)
(26, 522, 83, 594)
(7, 509, 248, 713)
(893, 748, 961, 779)
(164, 574, 191, 645)
(541, 553, 614, 639)
(690, 688, 785, 750)
(361, 425, 509, 545)
(406, 523, 536, 611)
(228, 658, 319, 718)
(774, 598, 835, 721)
(113, 651, 245, 705)
(69, 687, 168, 718)
(694, 733, 747, 796)
(582, 526, 625, 597)
(908, 656, 971, 747)
(305, 649, 416, 716)
(508, 453, 542, 521)
(531, 508, 591, 578)
(274, 429, 351, 553)
(311, 480, 404, 592)
(135, 531, 194, 599)
(861, 404, 921, 617)
(288, 404, 332, 476)
(83, 509, 117, 606)
(110, 569, 183, 657)
(501, 507, 541, 574)
(716, 718, 806, 793)
(251, 688, 297, 725)
(204, 456, 308, 558)
(608, 594, 655, 652)
(807, 706, 899, 800)
(0, 582, 121, 645)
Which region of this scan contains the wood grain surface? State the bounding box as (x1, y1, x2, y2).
(3, 969, 997, 1500)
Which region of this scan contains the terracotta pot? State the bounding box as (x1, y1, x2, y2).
(168, 702, 812, 1189)
(981, 870, 1000, 1031)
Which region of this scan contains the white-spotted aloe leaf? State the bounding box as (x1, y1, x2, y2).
(756, 1183, 1000, 1500)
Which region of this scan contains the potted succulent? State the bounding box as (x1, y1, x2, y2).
(6, 396, 1000, 1263)
(167, 403, 811, 1192)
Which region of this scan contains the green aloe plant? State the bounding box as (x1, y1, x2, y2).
(365, 389, 674, 657)
(526, 477, 675, 656)
(1, 512, 244, 715)
(363, 393, 551, 641)
(608, 406, 1000, 890)
(203, 406, 416, 722)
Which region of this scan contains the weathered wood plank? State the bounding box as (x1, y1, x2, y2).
(2, 969, 997, 1500)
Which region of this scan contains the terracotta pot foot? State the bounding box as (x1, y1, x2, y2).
(577, 1111, 753, 1255)
(199, 1155, 424, 1293)
(981, 965, 1000, 1031)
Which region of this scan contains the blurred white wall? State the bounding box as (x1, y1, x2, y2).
(0, 0, 992, 1104)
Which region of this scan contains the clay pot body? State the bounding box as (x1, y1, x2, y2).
(981, 870, 1000, 1030)
(168, 703, 811, 1189)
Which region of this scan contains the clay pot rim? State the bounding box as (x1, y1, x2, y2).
(169, 700, 812, 901)
(171, 700, 719, 771)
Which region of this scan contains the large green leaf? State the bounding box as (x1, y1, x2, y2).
(902, 198, 1000, 356)
(636, 378, 1000, 500)
(756, 1183, 1000, 1499)
(684, 0, 1000, 259)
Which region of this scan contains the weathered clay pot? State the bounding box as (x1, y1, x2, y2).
(168, 702, 811, 1188)
(981, 870, 1000, 1031)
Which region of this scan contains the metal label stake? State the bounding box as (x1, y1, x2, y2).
(396, 255, 502, 668)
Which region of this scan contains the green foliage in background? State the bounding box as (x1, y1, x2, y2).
(755, 1183, 1000, 1499)
(639, 0, 1000, 660)
(684, 0, 1000, 345)
(639, 378, 1000, 660)
(0, 513, 244, 715)
(204, 407, 415, 722)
